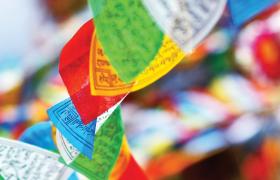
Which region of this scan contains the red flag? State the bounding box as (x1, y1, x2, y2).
(59, 19, 125, 124)
(119, 155, 149, 180)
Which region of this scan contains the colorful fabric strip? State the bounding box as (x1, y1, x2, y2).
(88, 0, 164, 83)
(47, 98, 96, 159)
(142, 0, 226, 52)
(58, 106, 124, 179)
(59, 19, 126, 124)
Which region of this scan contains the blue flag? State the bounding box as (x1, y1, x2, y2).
(19, 121, 57, 151)
(47, 98, 96, 159)
(228, 0, 279, 26)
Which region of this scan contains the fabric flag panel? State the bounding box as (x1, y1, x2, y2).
(89, 26, 185, 96)
(142, 0, 227, 52)
(88, 0, 164, 83)
(55, 106, 124, 179)
(228, 0, 279, 26)
(59, 19, 126, 124)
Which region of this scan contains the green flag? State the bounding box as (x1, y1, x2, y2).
(89, 0, 164, 82)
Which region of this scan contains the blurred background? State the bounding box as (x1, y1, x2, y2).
(2, 1, 280, 180)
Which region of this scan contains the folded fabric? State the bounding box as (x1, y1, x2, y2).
(59, 19, 126, 124)
(88, 0, 164, 83)
(57, 106, 124, 179)
(143, 0, 226, 52)
(47, 98, 97, 159)
(89, 30, 185, 96)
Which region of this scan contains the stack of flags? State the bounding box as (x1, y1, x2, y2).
(47, 0, 228, 178)
(1, 0, 280, 179)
